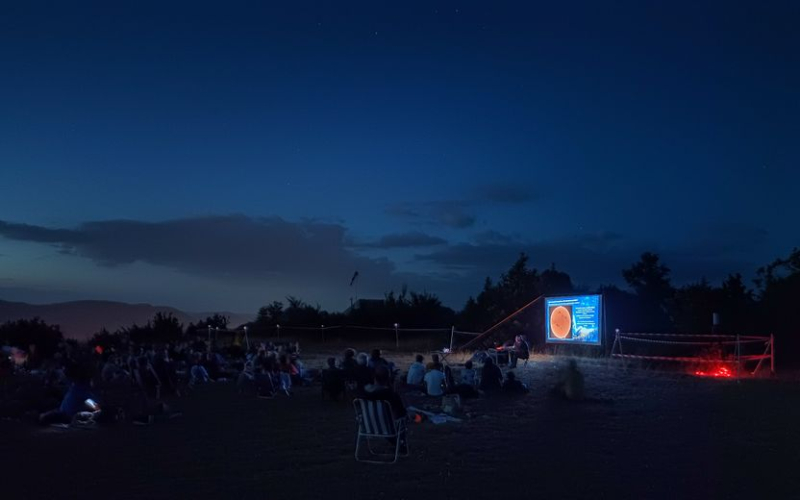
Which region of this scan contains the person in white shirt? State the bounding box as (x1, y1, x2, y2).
(406, 354, 425, 387)
(460, 360, 477, 387)
(423, 363, 446, 396)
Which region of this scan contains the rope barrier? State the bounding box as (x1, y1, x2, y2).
(618, 332, 769, 340)
(611, 332, 775, 376)
(277, 325, 343, 331)
(347, 325, 450, 332)
(612, 354, 737, 363)
(611, 353, 772, 363)
(618, 336, 767, 346)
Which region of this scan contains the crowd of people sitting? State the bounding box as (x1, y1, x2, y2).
(316, 347, 533, 412)
(236, 341, 309, 397)
(1, 335, 584, 431)
(0, 338, 251, 426)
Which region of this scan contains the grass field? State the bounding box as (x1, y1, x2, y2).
(1, 354, 798, 499)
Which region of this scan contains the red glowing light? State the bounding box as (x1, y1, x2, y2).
(694, 365, 733, 378)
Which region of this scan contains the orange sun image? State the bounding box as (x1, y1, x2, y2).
(550, 306, 571, 339)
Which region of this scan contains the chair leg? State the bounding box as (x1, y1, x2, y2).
(354, 433, 362, 462)
(392, 434, 401, 464)
(399, 429, 409, 457)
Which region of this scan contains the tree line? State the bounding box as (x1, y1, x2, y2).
(1, 247, 798, 362)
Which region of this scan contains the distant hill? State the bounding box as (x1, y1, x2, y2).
(0, 299, 254, 340)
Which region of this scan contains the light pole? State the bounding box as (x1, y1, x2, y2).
(394, 323, 399, 349)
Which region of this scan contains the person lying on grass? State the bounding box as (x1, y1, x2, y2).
(39, 361, 98, 425)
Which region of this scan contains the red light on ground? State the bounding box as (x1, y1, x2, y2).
(694, 366, 733, 378)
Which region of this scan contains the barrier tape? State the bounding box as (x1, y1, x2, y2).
(618, 336, 767, 346)
(612, 353, 771, 362)
(277, 325, 451, 332)
(278, 325, 343, 331)
(618, 333, 769, 340)
(348, 325, 451, 332)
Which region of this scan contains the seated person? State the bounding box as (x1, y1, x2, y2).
(135, 356, 162, 400)
(237, 360, 255, 393)
(190, 355, 211, 385)
(278, 354, 297, 395)
(501, 371, 528, 394)
(552, 359, 585, 401)
(423, 363, 446, 397)
(368, 349, 389, 370)
(341, 348, 358, 372)
(479, 357, 503, 393)
(406, 354, 425, 387)
(353, 352, 373, 391)
(254, 365, 277, 398)
(361, 365, 407, 420)
(291, 356, 306, 383)
(100, 355, 129, 385)
(511, 335, 531, 368)
(450, 360, 479, 398)
(460, 360, 477, 387)
(426, 353, 440, 371)
(321, 357, 345, 400)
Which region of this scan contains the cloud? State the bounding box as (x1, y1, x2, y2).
(473, 184, 538, 204)
(355, 231, 447, 249)
(0, 215, 398, 294)
(414, 230, 758, 289)
(428, 201, 476, 228)
(0, 221, 86, 244)
(385, 183, 538, 229)
(681, 222, 769, 259)
(473, 230, 521, 245)
(0, 217, 768, 311)
(385, 200, 476, 229)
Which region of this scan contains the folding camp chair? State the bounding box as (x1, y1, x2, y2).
(353, 399, 409, 464)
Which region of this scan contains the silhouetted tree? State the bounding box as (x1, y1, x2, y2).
(672, 279, 719, 334)
(622, 252, 675, 331)
(186, 313, 230, 337)
(756, 247, 800, 365)
(0, 317, 64, 358)
(88, 327, 127, 351)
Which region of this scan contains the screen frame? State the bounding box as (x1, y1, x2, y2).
(544, 294, 604, 346)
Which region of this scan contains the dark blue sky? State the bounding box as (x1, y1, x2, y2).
(1, 1, 798, 312)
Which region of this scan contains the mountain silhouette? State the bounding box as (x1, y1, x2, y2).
(0, 299, 253, 340)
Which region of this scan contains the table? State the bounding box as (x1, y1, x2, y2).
(486, 347, 515, 366)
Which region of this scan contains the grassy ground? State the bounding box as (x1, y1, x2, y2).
(1, 354, 797, 499)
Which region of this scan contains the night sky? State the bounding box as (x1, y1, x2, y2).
(1, 1, 798, 312)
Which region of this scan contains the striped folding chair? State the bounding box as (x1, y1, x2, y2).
(353, 398, 409, 464)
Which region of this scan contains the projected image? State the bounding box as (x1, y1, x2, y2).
(549, 305, 573, 339)
(545, 295, 602, 345)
